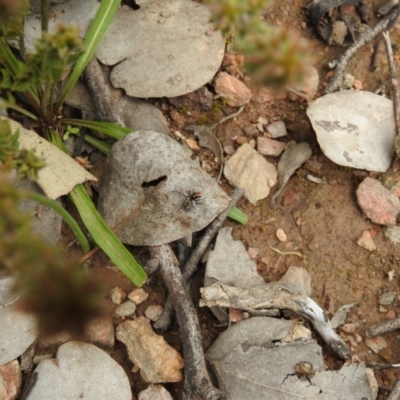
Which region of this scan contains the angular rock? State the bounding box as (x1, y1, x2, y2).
(357, 230, 377, 251)
(287, 66, 319, 101)
(257, 137, 286, 157)
(115, 301, 137, 317)
(280, 266, 312, 296)
(116, 317, 184, 383)
(356, 178, 400, 226)
(365, 336, 388, 353)
(214, 72, 252, 107)
(307, 90, 396, 172)
(266, 121, 287, 138)
(128, 289, 149, 305)
(84, 317, 115, 347)
(111, 287, 127, 306)
(0, 360, 21, 400)
(144, 305, 164, 322)
(384, 226, 400, 243)
(138, 384, 173, 400)
(224, 144, 277, 205)
(379, 291, 396, 306)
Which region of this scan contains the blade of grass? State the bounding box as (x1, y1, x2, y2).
(70, 184, 147, 287)
(23, 190, 90, 253)
(62, 118, 131, 139)
(49, 130, 146, 286)
(55, 0, 121, 113)
(228, 206, 248, 224)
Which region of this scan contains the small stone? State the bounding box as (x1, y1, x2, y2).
(144, 305, 164, 322)
(84, 317, 115, 347)
(346, 335, 358, 348)
(276, 228, 287, 242)
(356, 177, 400, 226)
(379, 291, 396, 306)
(354, 333, 362, 343)
(280, 266, 312, 296)
(223, 145, 235, 155)
(341, 73, 355, 89)
(247, 247, 259, 259)
(249, 139, 256, 148)
(357, 230, 377, 251)
(185, 138, 201, 151)
(213, 72, 252, 107)
(236, 136, 248, 145)
(224, 144, 277, 205)
(243, 124, 259, 137)
(341, 323, 356, 333)
(379, 305, 388, 313)
(115, 301, 137, 317)
(385, 226, 400, 243)
(138, 384, 173, 400)
(365, 336, 388, 353)
(116, 316, 184, 383)
(0, 360, 21, 400)
(386, 309, 397, 319)
(287, 66, 319, 101)
(111, 287, 127, 305)
(128, 288, 149, 305)
(266, 121, 287, 138)
(38, 331, 71, 347)
(353, 79, 363, 90)
(229, 308, 243, 323)
(257, 137, 286, 156)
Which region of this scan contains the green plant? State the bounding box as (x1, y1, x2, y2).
(0, 0, 146, 292)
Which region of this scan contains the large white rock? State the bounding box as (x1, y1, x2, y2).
(307, 90, 396, 172)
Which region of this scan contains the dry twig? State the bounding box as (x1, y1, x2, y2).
(154, 188, 244, 330)
(325, 6, 400, 94)
(366, 316, 400, 337)
(382, 31, 400, 157)
(150, 245, 226, 400)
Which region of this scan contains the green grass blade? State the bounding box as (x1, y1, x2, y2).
(23, 190, 90, 253)
(56, 0, 121, 112)
(70, 184, 147, 287)
(62, 118, 131, 139)
(228, 206, 248, 224)
(49, 130, 146, 287)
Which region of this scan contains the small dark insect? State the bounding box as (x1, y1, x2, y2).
(174, 189, 204, 211)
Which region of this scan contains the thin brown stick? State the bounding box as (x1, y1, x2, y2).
(366, 317, 400, 337)
(150, 245, 226, 400)
(382, 31, 400, 157)
(325, 6, 400, 94)
(154, 188, 244, 330)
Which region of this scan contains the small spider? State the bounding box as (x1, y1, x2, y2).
(174, 189, 204, 211)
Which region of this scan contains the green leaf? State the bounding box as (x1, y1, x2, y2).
(68, 129, 112, 155)
(228, 206, 248, 224)
(70, 184, 147, 287)
(56, 0, 121, 112)
(61, 118, 131, 139)
(49, 131, 146, 287)
(23, 190, 90, 253)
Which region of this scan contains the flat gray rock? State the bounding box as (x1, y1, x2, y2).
(307, 90, 396, 172)
(98, 131, 230, 245)
(26, 341, 131, 400)
(0, 304, 37, 366)
(96, 1, 225, 98)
